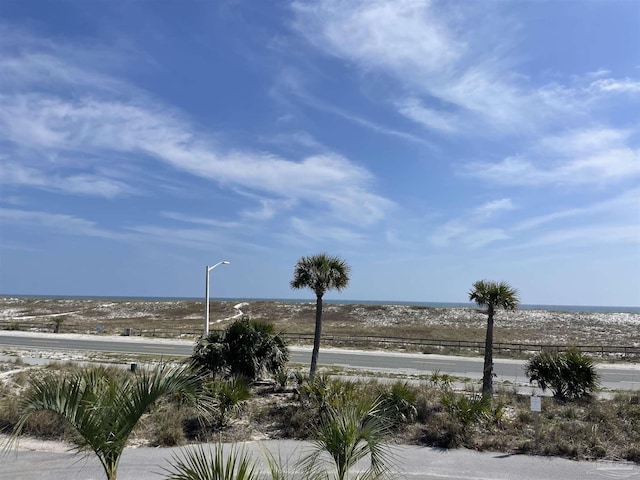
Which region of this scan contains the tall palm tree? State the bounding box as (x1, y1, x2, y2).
(11, 363, 209, 480)
(468, 280, 519, 398)
(291, 253, 350, 378)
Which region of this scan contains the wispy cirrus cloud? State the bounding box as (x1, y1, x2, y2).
(290, 0, 640, 145)
(0, 208, 126, 240)
(473, 198, 515, 219)
(429, 198, 515, 248)
(289, 217, 366, 245)
(514, 225, 639, 250)
(463, 128, 640, 186)
(272, 68, 433, 146)
(513, 188, 640, 232)
(0, 161, 131, 198)
(160, 212, 243, 229)
(0, 29, 393, 226)
(290, 0, 544, 135)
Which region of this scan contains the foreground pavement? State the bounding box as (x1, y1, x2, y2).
(3, 440, 638, 480)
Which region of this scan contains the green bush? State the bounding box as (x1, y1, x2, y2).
(525, 348, 599, 401)
(191, 318, 289, 382)
(380, 381, 418, 425)
(204, 376, 251, 427)
(441, 391, 491, 428)
(300, 399, 394, 480)
(163, 443, 258, 480)
(296, 374, 361, 414)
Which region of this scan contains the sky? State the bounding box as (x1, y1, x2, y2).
(0, 1, 639, 307)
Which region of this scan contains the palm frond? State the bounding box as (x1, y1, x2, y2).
(11, 363, 211, 480)
(468, 280, 519, 311)
(300, 399, 394, 480)
(290, 253, 351, 297)
(162, 443, 258, 480)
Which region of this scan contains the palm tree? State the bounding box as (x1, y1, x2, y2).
(291, 253, 350, 378)
(11, 363, 210, 480)
(468, 280, 519, 398)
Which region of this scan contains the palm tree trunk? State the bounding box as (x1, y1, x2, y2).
(310, 295, 323, 378)
(482, 306, 495, 398)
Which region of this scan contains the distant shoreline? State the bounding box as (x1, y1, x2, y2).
(1, 294, 638, 314)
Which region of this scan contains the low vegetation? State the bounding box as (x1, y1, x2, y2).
(1, 360, 639, 477)
(191, 318, 289, 382)
(525, 348, 600, 401)
(8, 363, 212, 480)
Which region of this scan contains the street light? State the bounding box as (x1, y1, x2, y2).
(205, 261, 230, 336)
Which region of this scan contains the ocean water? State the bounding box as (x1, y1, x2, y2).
(4, 294, 640, 314)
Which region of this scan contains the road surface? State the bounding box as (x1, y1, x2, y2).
(0, 332, 638, 391)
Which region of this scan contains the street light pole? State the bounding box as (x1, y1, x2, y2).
(205, 260, 230, 336)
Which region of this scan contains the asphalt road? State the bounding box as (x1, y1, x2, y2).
(0, 332, 638, 391)
(3, 439, 637, 480)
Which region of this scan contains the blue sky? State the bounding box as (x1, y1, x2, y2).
(0, 1, 639, 306)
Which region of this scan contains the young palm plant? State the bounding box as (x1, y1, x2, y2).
(163, 443, 258, 480)
(11, 363, 210, 480)
(468, 280, 519, 398)
(300, 399, 394, 480)
(204, 376, 252, 427)
(525, 348, 599, 401)
(290, 253, 351, 378)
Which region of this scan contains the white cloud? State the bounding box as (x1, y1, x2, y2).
(474, 198, 515, 218)
(429, 220, 467, 247)
(395, 97, 460, 134)
(0, 162, 131, 198)
(589, 78, 640, 94)
(290, 217, 365, 244)
(273, 69, 433, 146)
(430, 221, 510, 249)
(291, 1, 640, 141)
(292, 0, 465, 80)
(290, 1, 546, 135)
(513, 188, 640, 231)
(161, 212, 242, 229)
(463, 128, 640, 186)
(515, 225, 639, 249)
(0, 208, 123, 239)
(0, 45, 394, 225)
(464, 229, 510, 248)
(429, 199, 513, 248)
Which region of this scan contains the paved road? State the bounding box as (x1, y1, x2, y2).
(0, 332, 638, 390)
(3, 439, 637, 480)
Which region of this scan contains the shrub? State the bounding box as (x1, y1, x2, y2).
(150, 407, 187, 447)
(380, 381, 418, 425)
(300, 399, 394, 480)
(525, 348, 599, 401)
(191, 318, 289, 382)
(440, 391, 496, 446)
(163, 443, 258, 480)
(297, 374, 361, 414)
(441, 391, 491, 428)
(204, 376, 251, 427)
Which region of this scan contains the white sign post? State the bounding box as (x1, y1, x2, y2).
(530, 395, 542, 412)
